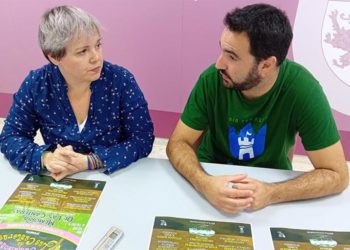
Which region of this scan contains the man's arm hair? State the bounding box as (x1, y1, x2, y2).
(166, 120, 207, 191)
(268, 141, 349, 204)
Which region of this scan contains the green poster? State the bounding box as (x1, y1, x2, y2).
(0, 174, 105, 250)
(149, 216, 254, 250)
(271, 227, 350, 250)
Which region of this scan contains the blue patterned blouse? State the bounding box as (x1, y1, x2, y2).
(0, 61, 154, 175)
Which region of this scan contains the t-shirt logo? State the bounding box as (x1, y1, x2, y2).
(229, 123, 267, 161)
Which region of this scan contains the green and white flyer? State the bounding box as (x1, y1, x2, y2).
(271, 227, 350, 250)
(0, 174, 105, 250)
(149, 216, 253, 249)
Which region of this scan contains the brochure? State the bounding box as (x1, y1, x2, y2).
(271, 227, 350, 249)
(0, 174, 105, 250)
(149, 216, 253, 249)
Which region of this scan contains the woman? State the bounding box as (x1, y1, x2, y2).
(0, 6, 154, 181)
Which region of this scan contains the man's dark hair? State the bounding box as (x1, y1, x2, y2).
(224, 3, 293, 65)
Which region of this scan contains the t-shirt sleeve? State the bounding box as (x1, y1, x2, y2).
(181, 74, 209, 131)
(297, 83, 340, 151)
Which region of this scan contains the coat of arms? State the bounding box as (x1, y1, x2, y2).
(293, 0, 350, 115)
(322, 0, 350, 85)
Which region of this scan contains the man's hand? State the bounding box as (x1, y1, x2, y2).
(234, 177, 274, 211)
(43, 145, 88, 181)
(199, 174, 254, 214)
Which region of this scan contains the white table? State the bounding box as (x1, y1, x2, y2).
(0, 155, 349, 249)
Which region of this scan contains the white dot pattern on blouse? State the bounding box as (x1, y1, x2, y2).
(0, 61, 155, 175)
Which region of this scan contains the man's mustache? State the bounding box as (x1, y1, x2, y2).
(220, 70, 229, 79)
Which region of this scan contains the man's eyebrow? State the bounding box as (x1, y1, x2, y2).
(219, 40, 240, 59)
(223, 49, 239, 59)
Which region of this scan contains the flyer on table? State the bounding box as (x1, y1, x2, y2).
(271, 227, 350, 250)
(0, 174, 105, 250)
(149, 216, 254, 249)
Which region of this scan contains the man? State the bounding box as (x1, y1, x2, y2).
(166, 3, 349, 214)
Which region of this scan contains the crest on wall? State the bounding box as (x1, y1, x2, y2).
(322, 0, 350, 86)
(293, 0, 350, 115)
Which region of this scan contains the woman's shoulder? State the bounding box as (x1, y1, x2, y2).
(20, 63, 59, 90)
(101, 61, 135, 79)
(15, 63, 60, 100)
(23, 63, 60, 85)
(27, 63, 55, 75)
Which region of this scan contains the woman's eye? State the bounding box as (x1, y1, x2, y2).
(78, 49, 87, 55)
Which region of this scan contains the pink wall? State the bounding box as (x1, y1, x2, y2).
(0, 0, 349, 159)
(0, 0, 296, 113)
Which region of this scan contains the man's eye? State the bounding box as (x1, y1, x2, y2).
(229, 54, 237, 61)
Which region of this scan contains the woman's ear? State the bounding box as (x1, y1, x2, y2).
(47, 54, 60, 66)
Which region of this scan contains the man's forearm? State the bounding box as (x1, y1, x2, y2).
(166, 140, 208, 191)
(268, 167, 349, 204)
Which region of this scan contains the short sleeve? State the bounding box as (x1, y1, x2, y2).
(297, 83, 340, 151)
(181, 74, 209, 131)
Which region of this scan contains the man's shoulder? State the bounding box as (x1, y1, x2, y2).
(194, 64, 221, 91)
(280, 59, 321, 94)
(199, 64, 220, 79)
(282, 59, 318, 82)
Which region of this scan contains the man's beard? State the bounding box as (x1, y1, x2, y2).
(220, 63, 262, 90)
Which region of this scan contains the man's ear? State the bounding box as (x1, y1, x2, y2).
(259, 56, 277, 76)
(47, 54, 60, 66)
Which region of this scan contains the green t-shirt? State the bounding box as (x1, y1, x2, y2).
(181, 60, 339, 170)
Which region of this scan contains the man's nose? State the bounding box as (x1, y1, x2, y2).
(215, 53, 226, 70)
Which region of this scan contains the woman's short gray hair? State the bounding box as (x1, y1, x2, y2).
(38, 5, 101, 60)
